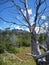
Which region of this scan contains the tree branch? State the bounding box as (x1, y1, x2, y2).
(39, 44, 47, 52)
(26, 51, 49, 60)
(15, 17, 29, 27)
(0, 5, 14, 12)
(34, 0, 46, 26)
(11, 0, 31, 31)
(0, 17, 28, 27)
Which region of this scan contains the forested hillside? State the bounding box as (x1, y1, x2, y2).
(0, 28, 31, 53)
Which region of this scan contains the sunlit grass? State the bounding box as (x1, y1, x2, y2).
(0, 47, 36, 65)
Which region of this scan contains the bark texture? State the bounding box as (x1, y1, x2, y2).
(46, 27, 49, 64)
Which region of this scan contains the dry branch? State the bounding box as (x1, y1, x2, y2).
(26, 51, 49, 60)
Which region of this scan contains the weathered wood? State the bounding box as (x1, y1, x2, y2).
(31, 29, 41, 55)
(26, 52, 48, 65)
(36, 60, 47, 65)
(26, 51, 49, 60)
(39, 44, 47, 52)
(46, 26, 49, 64)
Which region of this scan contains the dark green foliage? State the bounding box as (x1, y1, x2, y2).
(17, 38, 31, 47)
(22, 39, 31, 47)
(0, 28, 31, 54)
(0, 60, 4, 65)
(7, 45, 19, 54)
(17, 32, 31, 47)
(0, 44, 4, 53)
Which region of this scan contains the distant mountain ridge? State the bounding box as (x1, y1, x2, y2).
(12, 29, 27, 33)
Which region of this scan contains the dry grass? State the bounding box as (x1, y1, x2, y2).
(0, 47, 36, 65)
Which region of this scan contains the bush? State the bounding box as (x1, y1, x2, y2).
(0, 37, 7, 53)
(22, 40, 31, 47)
(0, 45, 4, 53)
(7, 45, 19, 54)
(17, 38, 31, 47)
(0, 48, 4, 53)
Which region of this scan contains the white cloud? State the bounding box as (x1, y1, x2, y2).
(44, 22, 48, 26)
(15, 25, 24, 30)
(25, 27, 41, 33)
(41, 16, 46, 20)
(28, 9, 32, 15)
(10, 25, 24, 30)
(25, 27, 45, 34)
(24, 9, 32, 16)
(11, 24, 46, 34)
(25, 28, 30, 32)
(35, 26, 47, 34)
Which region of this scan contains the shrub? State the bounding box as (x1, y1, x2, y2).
(17, 38, 31, 47)
(7, 45, 19, 54)
(22, 40, 31, 47)
(0, 45, 4, 53)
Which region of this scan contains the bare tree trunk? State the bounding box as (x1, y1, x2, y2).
(31, 31, 42, 65)
(30, 26, 46, 65)
(46, 27, 49, 65)
(31, 30, 41, 55)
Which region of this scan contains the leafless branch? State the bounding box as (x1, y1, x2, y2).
(0, 5, 14, 12)
(0, 0, 31, 29)
(11, 0, 31, 31)
(39, 44, 47, 52)
(34, 0, 46, 26)
(15, 17, 29, 27)
(11, 0, 28, 23)
(0, 17, 28, 27)
(19, 0, 25, 4)
(26, 51, 49, 60)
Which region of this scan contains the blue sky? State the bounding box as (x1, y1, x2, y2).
(0, 0, 49, 32)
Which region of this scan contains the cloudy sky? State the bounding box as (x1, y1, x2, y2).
(0, 0, 49, 33)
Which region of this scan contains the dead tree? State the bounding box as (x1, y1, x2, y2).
(45, 17, 49, 64)
(0, 0, 49, 65)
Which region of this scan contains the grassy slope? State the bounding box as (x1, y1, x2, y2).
(16, 47, 36, 65)
(0, 47, 36, 65)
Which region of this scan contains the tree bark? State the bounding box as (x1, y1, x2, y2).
(30, 26, 46, 65)
(46, 27, 49, 64)
(31, 31, 41, 55)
